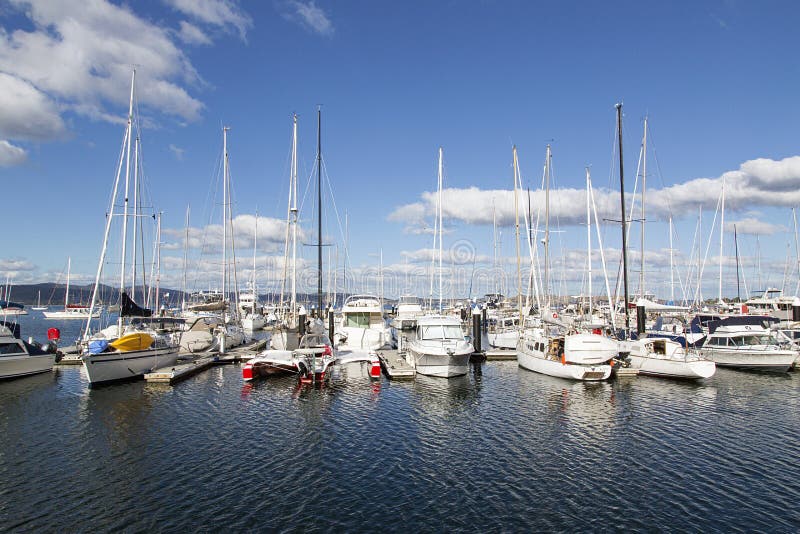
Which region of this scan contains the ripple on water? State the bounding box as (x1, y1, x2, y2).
(0, 360, 799, 531)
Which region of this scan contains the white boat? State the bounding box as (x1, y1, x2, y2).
(239, 292, 265, 331)
(0, 300, 27, 316)
(80, 70, 180, 386)
(517, 328, 614, 381)
(699, 316, 797, 372)
(244, 320, 338, 382)
(487, 314, 520, 349)
(0, 321, 55, 379)
(406, 315, 473, 378)
(32, 290, 47, 311)
(626, 337, 715, 379)
(336, 294, 393, 351)
(44, 258, 100, 319)
(391, 295, 424, 330)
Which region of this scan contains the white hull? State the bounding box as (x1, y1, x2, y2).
(0, 309, 27, 315)
(337, 326, 393, 351)
(488, 330, 518, 349)
(43, 310, 100, 319)
(82, 347, 180, 385)
(628, 354, 716, 379)
(700, 348, 796, 372)
(0, 353, 54, 379)
(242, 315, 266, 331)
(517, 348, 611, 380)
(408, 347, 471, 378)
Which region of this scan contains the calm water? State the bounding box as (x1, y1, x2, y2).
(1, 314, 799, 532)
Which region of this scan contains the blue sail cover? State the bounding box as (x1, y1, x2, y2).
(0, 299, 24, 310)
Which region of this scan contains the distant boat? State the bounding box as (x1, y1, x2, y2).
(32, 290, 47, 311)
(43, 257, 100, 319)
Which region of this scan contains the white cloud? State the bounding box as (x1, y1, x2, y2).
(162, 214, 300, 253)
(0, 140, 27, 167)
(0, 73, 67, 141)
(724, 218, 787, 235)
(0, 0, 205, 138)
(389, 156, 800, 230)
(169, 143, 185, 160)
(165, 0, 253, 40)
(176, 20, 213, 45)
(282, 1, 334, 35)
(0, 258, 36, 271)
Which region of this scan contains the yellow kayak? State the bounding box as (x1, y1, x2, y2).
(109, 333, 154, 352)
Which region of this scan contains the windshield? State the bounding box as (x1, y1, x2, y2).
(300, 334, 331, 348)
(421, 325, 463, 340)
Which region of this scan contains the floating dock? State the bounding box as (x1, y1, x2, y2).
(484, 349, 517, 361)
(613, 366, 640, 378)
(377, 350, 416, 379)
(144, 355, 216, 384)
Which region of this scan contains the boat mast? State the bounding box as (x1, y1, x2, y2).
(316, 108, 323, 315)
(719, 176, 726, 305)
(131, 134, 140, 304)
(182, 205, 189, 311)
(291, 114, 298, 318)
(669, 215, 675, 303)
(118, 69, 136, 334)
(616, 103, 630, 334)
(65, 257, 71, 308)
(586, 168, 592, 318)
(222, 126, 229, 325)
(155, 212, 161, 312)
(734, 224, 741, 301)
(513, 146, 523, 327)
(640, 116, 647, 299)
(793, 207, 800, 296)
(253, 210, 258, 298)
(438, 147, 444, 312)
(544, 144, 551, 311)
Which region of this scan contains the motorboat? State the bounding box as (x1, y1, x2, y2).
(406, 315, 473, 378)
(699, 316, 797, 372)
(336, 294, 394, 351)
(626, 337, 715, 379)
(0, 321, 57, 379)
(391, 295, 424, 331)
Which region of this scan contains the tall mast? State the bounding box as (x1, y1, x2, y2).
(586, 168, 592, 317)
(317, 108, 323, 315)
(438, 147, 444, 312)
(616, 103, 630, 334)
(544, 144, 551, 310)
(793, 208, 800, 296)
(734, 224, 741, 301)
(65, 257, 71, 308)
(640, 116, 647, 299)
(253, 209, 258, 294)
(155, 212, 162, 311)
(291, 114, 298, 317)
(513, 146, 523, 327)
(118, 69, 135, 334)
(222, 126, 229, 324)
(182, 205, 190, 310)
(719, 176, 726, 304)
(669, 215, 675, 303)
(131, 134, 140, 303)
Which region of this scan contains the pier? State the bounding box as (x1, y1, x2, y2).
(377, 349, 416, 379)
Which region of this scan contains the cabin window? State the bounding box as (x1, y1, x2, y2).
(345, 312, 371, 328)
(0, 342, 24, 356)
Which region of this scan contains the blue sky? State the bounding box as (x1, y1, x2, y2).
(2, 0, 800, 302)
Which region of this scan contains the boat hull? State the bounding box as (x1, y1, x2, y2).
(700, 348, 796, 372)
(628, 355, 716, 379)
(517, 347, 610, 381)
(82, 347, 180, 385)
(488, 330, 518, 349)
(0, 353, 54, 379)
(408, 347, 471, 378)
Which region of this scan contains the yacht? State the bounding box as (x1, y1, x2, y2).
(406, 315, 473, 378)
(0, 321, 57, 379)
(517, 321, 615, 381)
(699, 316, 797, 372)
(626, 337, 715, 379)
(336, 294, 394, 351)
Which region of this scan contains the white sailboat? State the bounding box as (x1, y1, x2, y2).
(80, 70, 181, 386)
(515, 145, 614, 380)
(627, 337, 715, 379)
(32, 290, 47, 311)
(43, 258, 100, 319)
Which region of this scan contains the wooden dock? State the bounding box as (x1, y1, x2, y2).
(144, 355, 216, 384)
(377, 350, 416, 379)
(485, 349, 517, 361)
(613, 366, 640, 378)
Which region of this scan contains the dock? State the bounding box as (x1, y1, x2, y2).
(484, 349, 517, 361)
(144, 355, 216, 384)
(377, 350, 416, 379)
(613, 366, 640, 378)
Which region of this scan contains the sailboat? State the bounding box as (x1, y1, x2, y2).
(32, 290, 47, 311)
(240, 212, 266, 332)
(80, 70, 181, 386)
(43, 258, 100, 319)
(515, 144, 615, 380)
(622, 118, 715, 379)
(405, 148, 474, 378)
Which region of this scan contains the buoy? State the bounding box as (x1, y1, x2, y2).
(242, 363, 254, 381)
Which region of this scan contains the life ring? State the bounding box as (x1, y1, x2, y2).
(552, 312, 558, 319)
